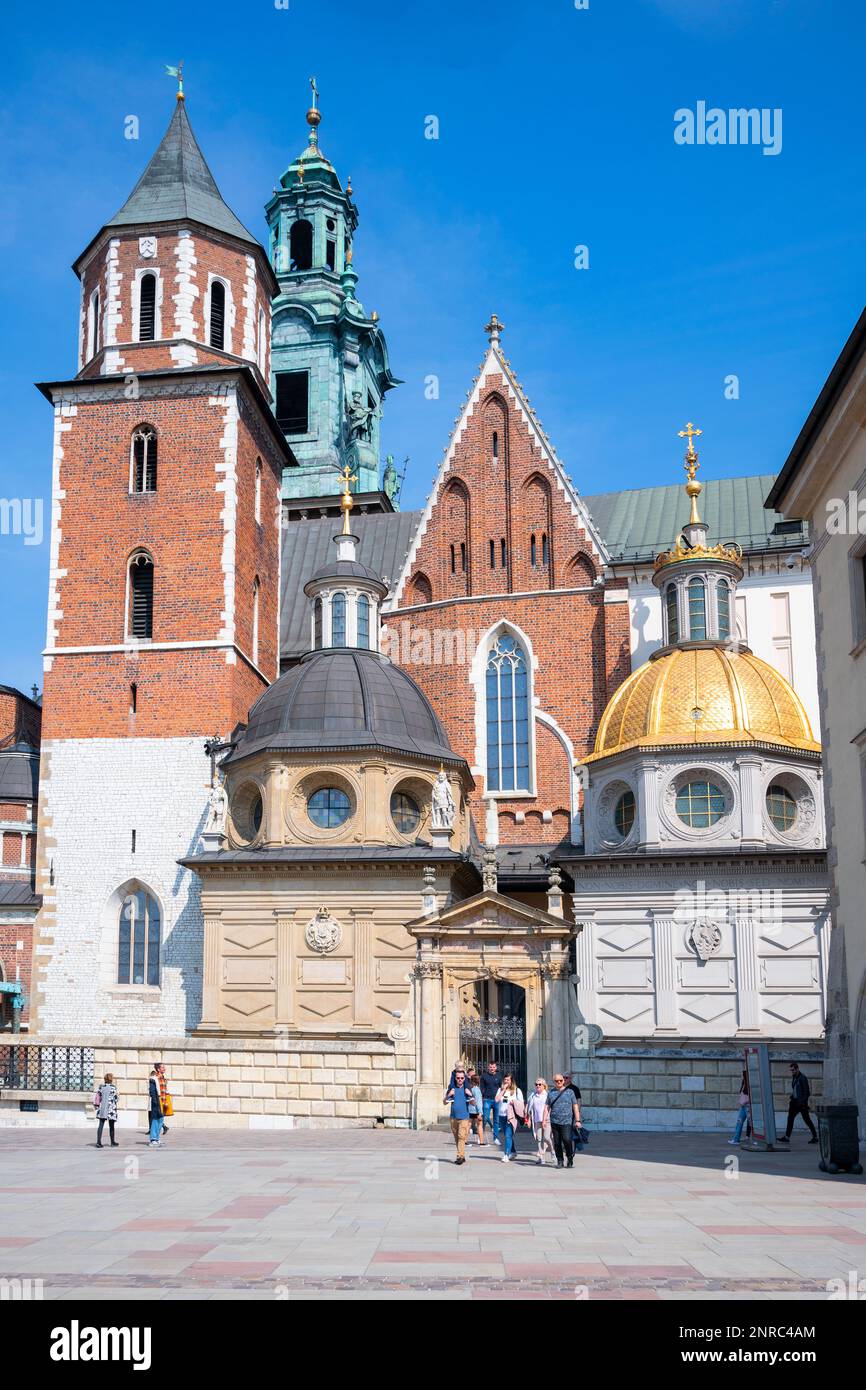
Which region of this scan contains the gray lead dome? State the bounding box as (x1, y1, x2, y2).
(228, 649, 461, 765)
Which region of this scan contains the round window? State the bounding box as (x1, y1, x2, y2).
(675, 780, 726, 828)
(614, 790, 635, 837)
(391, 791, 421, 835)
(307, 787, 351, 829)
(767, 783, 797, 831)
(251, 794, 263, 834)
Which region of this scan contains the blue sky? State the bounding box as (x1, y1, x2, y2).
(2, 0, 865, 693)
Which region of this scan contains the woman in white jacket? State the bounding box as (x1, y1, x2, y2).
(495, 1075, 525, 1163)
(526, 1078, 554, 1165)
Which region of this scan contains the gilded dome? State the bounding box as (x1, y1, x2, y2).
(586, 644, 820, 761)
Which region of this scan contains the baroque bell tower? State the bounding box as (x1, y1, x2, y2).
(266, 79, 401, 513)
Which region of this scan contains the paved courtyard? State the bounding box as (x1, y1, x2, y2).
(1, 1126, 864, 1300)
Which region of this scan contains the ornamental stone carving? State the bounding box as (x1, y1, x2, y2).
(305, 906, 342, 954)
(688, 919, 723, 961)
(432, 770, 456, 829)
(412, 961, 443, 979)
(387, 1022, 413, 1043)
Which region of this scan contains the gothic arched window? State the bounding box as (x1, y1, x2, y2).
(138, 273, 156, 341)
(313, 596, 323, 649)
(128, 552, 154, 640)
(209, 280, 226, 350)
(290, 219, 313, 271)
(485, 633, 531, 792)
(117, 886, 161, 986)
(252, 577, 260, 666)
(665, 583, 679, 644)
(331, 593, 347, 646)
(131, 426, 157, 493)
(357, 594, 370, 649)
(688, 577, 707, 640)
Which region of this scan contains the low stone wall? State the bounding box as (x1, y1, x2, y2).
(571, 1042, 824, 1133)
(0, 1035, 417, 1130)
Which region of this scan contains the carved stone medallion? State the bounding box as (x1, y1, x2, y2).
(305, 905, 342, 954)
(688, 919, 723, 961)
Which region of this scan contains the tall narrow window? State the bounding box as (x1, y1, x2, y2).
(530, 534, 537, 568)
(717, 580, 731, 640)
(257, 308, 267, 373)
(542, 533, 549, 566)
(275, 371, 309, 435)
(332, 593, 347, 646)
(138, 274, 156, 341)
(314, 596, 323, 649)
(688, 577, 707, 640)
(665, 584, 679, 644)
(357, 594, 370, 649)
(501, 538, 507, 567)
(486, 633, 531, 792)
(255, 458, 262, 524)
(209, 280, 226, 350)
(460, 542, 467, 573)
(289, 219, 313, 271)
(117, 887, 161, 986)
(88, 289, 100, 359)
(492, 431, 499, 462)
(128, 553, 154, 640)
(131, 427, 157, 493)
(252, 578, 260, 666)
(450, 544, 456, 575)
(489, 539, 495, 568)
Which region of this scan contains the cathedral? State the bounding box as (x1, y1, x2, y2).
(0, 82, 830, 1132)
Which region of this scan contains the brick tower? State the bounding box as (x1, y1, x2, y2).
(33, 89, 295, 1038)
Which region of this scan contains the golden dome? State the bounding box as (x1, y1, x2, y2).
(586, 645, 820, 762)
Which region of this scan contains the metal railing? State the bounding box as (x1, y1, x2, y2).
(0, 1045, 94, 1093)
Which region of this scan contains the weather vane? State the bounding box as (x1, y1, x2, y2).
(165, 61, 184, 101)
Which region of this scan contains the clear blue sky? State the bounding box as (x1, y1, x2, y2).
(2, 0, 864, 694)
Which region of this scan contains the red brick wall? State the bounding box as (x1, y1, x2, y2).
(0, 924, 32, 1027)
(389, 372, 630, 845)
(0, 690, 41, 748)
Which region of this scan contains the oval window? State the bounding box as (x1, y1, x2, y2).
(766, 783, 797, 831)
(675, 780, 725, 828)
(307, 787, 351, 828)
(391, 791, 421, 835)
(614, 791, 635, 837)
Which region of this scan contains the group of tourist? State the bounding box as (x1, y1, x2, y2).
(444, 1060, 588, 1167)
(90, 1061, 171, 1148)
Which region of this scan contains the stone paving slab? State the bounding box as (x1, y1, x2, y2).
(0, 1125, 862, 1300)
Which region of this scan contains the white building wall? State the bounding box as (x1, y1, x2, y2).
(627, 566, 820, 734)
(36, 738, 208, 1038)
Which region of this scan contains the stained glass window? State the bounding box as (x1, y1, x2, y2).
(486, 634, 531, 792)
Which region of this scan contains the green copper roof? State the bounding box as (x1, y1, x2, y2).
(584, 473, 808, 562)
(106, 100, 258, 246)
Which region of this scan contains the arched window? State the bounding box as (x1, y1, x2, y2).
(717, 580, 731, 640)
(290, 219, 313, 271)
(530, 534, 537, 567)
(665, 584, 679, 644)
(254, 458, 262, 524)
(131, 426, 157, 493)
(489, 539, 495, 568)
(357, 593, 370, 649)
(486, 633, 531, 792)
(138, 273, 157, 341)
(492, 431, 499, 462)
(209, 280, 226, 350)
(332, 593, 347, 646)
(460, 542, 467, 573)
(117, 886, 161, 986)
(688, 577, 707, 640)
(252, 578, 260, 666)
(542, 533, 549, 566)
(450, 544, 456, 575)
(314, 596, 323, 649)
(87, 288, 100, 359)
(501, 538, 507, 567)
(128, 552, 154, 640)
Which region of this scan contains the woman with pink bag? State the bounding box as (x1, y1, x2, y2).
(495, 1074, 525, 1163)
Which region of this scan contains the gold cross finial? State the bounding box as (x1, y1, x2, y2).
(484, 313, 504, 345)
(678, 421, 702, 477)
(337, 463, 358, 534)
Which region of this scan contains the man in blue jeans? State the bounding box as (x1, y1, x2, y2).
(480, 1061, 502, 1143)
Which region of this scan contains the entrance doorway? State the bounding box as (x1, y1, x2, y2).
(458, 979, 527, 1094)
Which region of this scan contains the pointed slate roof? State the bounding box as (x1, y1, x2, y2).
(105, 99, 258, 246)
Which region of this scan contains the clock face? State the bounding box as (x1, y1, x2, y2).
(138, 236, 157, 259)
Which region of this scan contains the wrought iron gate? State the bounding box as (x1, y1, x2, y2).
(459, 1017, 526, 1094)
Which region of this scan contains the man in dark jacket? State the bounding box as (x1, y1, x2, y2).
(479, 1061, 502, 1144)
(777, 1062, 818, 1143)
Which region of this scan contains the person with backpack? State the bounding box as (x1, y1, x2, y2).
(777, 1061, 818, 1143)
(93, 1073, 119, 1148)
(495, 1074, 525, 1163)
(545, 1072, 581, 1168)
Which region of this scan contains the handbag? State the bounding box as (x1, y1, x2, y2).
(510, 1093, 525, 1122)
(162, 1092, 174, 1117)
(575, 1125, 590, 1145)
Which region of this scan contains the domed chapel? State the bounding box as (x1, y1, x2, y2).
(19, 81, 829, 1133)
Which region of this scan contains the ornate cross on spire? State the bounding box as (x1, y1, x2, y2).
(678, 420, 702, 476)
(484, 313, 504, 345)
(337, 462, 358, 535)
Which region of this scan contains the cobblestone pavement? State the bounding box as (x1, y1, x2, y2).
(1, 1126, 863, 1300)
